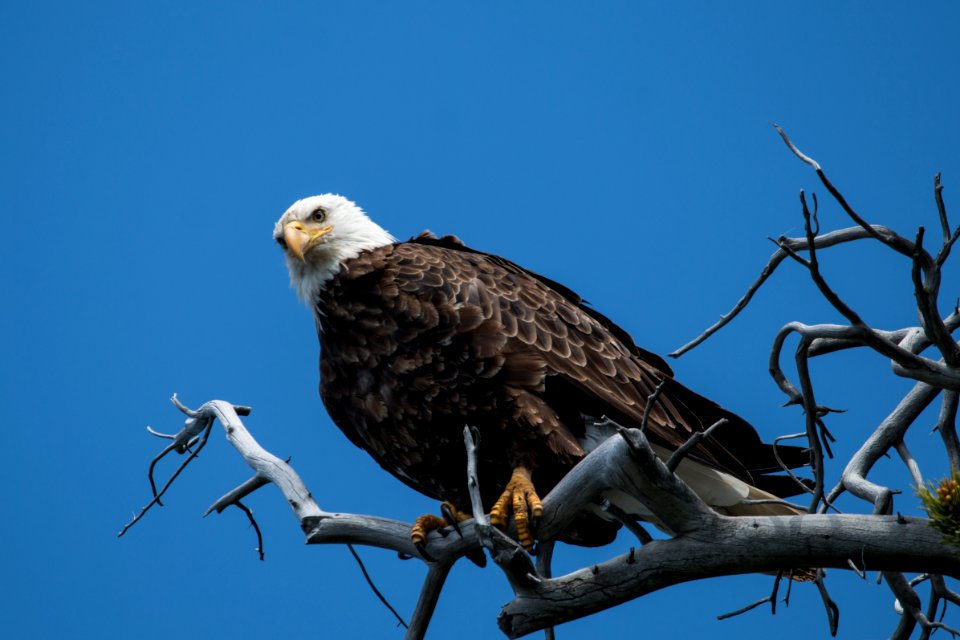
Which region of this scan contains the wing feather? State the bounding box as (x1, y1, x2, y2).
(404, 235, 805, 483)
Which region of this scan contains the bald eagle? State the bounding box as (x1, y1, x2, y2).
(274, 194, 808, 553)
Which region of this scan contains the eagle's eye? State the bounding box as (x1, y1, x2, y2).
(311, 208, 327, 223)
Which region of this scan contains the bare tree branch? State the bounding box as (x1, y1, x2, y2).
(814, 569, 840, 637)
(825, 381, 941, 514)
(406, 560, 449, 638)
(912, 227, 960, 366)
(716, 572, 782, 621)
(664, 418, 727, 472)
(937, 391, 960, 471)
(499, 513, 958, 638)
(345, 544, 409, 631)
(670, 224, 915, 358)
(895, 440, 925, 490)
(936, 173, 950, 244)
(773, 124, 934, 267)
(887, 571, 960, 640)
(233, 501, 264, 561)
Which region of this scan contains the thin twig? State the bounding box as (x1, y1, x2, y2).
(665, 418, 727, 472)
(672, 224, 918, 358)
(846, 558, 865, 580)
(798, 190, 863, 325)
(773, 432, 817, 499)
(934, 173, 960, 268)
(936, 173, 950, 243)
(717, 596, 776, 621)
(770, 572, 783, 615)
(932, 575, 960, 607)
(639, 380, 667, 433)
(147, 441, 179, 507)
(119, 416, 214, 537)
(717, 572, 783, 621)
(774, 124, 932, 268)
(911, 574, 933, 588)
(347, 544, 408, 630)
(814, 569, 840, 637)
(233, 500, 265, 561)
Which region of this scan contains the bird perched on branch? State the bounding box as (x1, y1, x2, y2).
(274, 194, 809, 555)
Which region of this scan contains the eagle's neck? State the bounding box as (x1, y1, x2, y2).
(308, 250, 396, 337)
(290, 226, 395, 306)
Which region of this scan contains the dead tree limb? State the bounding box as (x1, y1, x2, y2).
(123, 398, 960, 639)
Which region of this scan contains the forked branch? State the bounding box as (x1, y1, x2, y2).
(123, 398, 960, 640)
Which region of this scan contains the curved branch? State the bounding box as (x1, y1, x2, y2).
(773, 124, 934, 268)
(671, 224, 913, 358)
(825, 381, 941, 513)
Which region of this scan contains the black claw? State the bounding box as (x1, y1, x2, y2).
(440, 503, 463, 538)
(415, 541, 436, 562)
(530, 514, 541, 536)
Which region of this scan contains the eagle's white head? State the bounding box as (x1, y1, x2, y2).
(274, 194, 395, 302)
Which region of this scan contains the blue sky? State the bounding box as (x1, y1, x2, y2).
(2, 2, 959, 638)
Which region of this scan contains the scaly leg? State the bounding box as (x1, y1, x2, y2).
(489, 466, 542, 552)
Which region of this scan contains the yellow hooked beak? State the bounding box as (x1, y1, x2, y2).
(284, 221, 334, 262)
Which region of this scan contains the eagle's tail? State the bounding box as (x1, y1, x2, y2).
(594, 472, 816, 581)
(719, 484, 807, 518)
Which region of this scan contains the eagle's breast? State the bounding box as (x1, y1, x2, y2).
(314, 242, 526, 502)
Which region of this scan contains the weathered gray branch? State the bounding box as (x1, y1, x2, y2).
(499, 513, 958, 638)
(128, 398, 960, 639)
(670, 224, 916, 359)
(498, 425, 960, 637)
(538, 428, 718, 541)
(669, 131, 960, 640)
(937, 391, 960, 471)
(774, 124, 934, 267)
(825, 381, 941, 514)
(407, 561, 453, 639)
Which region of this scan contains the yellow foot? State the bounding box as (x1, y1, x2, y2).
(489, 466, 542, 552)
(410, 501, 472, 560)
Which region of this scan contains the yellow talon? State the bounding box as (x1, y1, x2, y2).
(489, 466, 542, 552)
(411, 501, 473, 547)
(411, 514, 447, 546)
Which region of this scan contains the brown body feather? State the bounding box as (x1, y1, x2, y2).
(316, 233, 807, 544)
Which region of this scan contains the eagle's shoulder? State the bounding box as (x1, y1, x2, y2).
(395, 232, 674, 377)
